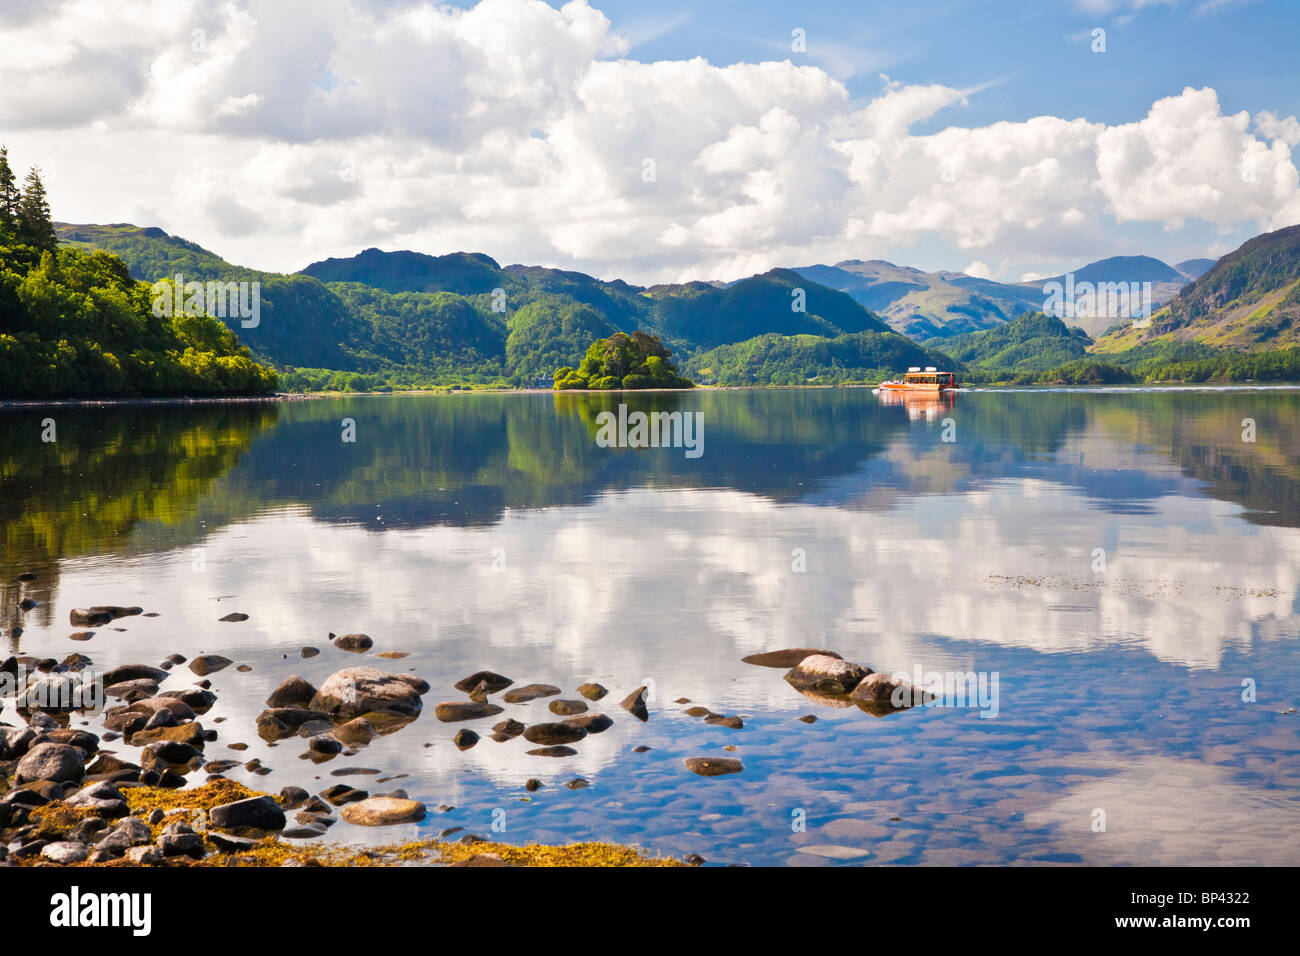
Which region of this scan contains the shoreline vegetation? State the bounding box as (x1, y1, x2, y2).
(0, 593, 693, 868)
(7, 379, 1300, 409)
(15, 781, 679, 868)
(0, 147, 277, 400)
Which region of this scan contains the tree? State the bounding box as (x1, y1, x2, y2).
(0, 146, 18, 237)
(554, 330, 693, 389)
(17, 166, 56, 251)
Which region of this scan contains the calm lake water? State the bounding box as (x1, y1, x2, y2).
(3, 387, 1299, 865)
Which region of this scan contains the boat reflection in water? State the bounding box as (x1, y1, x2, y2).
(873, 385, 956, 421)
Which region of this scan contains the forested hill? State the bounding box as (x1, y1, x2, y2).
(1, 148, 277, 398)
(1095, 224, 1300, 353)
(58, 225, 938, 389)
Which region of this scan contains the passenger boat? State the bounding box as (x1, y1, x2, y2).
(875, 366, 958, 393)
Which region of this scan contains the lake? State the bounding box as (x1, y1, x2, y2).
(3, 387, 1299, 865)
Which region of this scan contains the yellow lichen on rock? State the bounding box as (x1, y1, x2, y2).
(24, 781, 682, 867)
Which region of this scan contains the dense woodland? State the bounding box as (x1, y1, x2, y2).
(553, 331, 693, 389)
(0, 147, 277, 397)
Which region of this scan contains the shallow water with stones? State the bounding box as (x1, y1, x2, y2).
(3, 387, 1299, 865)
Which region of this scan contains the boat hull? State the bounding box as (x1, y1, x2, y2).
(876, 382, 955, 392)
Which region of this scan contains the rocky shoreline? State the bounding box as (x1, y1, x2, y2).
(2, 579, 923, 867)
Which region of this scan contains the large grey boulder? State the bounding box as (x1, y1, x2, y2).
(783, 655, 870, 694)
(310, 667, 426, 719)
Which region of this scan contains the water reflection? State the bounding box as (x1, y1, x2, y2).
(0, 389, 1297, 864)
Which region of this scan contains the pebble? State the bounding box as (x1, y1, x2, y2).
(434, 701, 503, 722)
(548, 699, 588, 716)
(339, 796, 427, 826)
(334, 633, 373, 653)
(522, 723, 587, 746)
(527, 746, 578, 757)
(620, 686, 649, 722)
(684, 757, 744, 777)
(454, 671, 512, 694)
(189, 654, 234, 676)
(502, 683, 561, 704)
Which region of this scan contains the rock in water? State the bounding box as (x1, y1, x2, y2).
(340, 796, 426, 826)
(218, 612, 249, 622)
(15, 742, 85, 784)
(333, 717, 377, 745)
(620, 686, 649, 722)
(69, 606, 141, 627)
(492, 718, 525, 739)
(501, 683, 561, 704)
(140, 741, 203, 773)
(527, 746, 578, 757)
(102, 663, 169, 685)
(562, 713, 613, 734)
(158, 688, 217, 713)
(521, 723, 587, 746)
(209, 795, 287, 831)
(307, 734, 342, 755)
(334, 633, 373, 652)
(454, 671, 513, 694)
(548, 698, 588, 716)
(189, 654, 234, 676)
(742, 648, 842, 668)
(576, 682, 608, 701)
(704, 714, 744, 729)
(684, 757, 743, 777)
(434, 701, 504, 722)
(850, 673, 933, 714)
(311, 667, 427, 719)
(783, 655, 870, 694)
(266, 675, 317, 708)
(453, 729, 479, 751)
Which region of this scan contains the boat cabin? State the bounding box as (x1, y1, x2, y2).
(902, 366, 956, 388)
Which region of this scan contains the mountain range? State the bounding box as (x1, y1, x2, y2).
(55, 223, 951, 388)
(794, 254, 1216, 339)
(51, 221, 1300, 388)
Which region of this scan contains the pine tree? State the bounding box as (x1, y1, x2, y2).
(17, 165, 56, 251)
(0, 146, 19, 238)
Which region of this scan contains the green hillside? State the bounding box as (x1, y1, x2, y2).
(934, 312, 1092, 377)
(1, 152, 275, 398)
(1095, 225, 1300, 353)
(684, 330, 954, 386)
(795, 259, 1036, 338)
(645, 269, 887, 352)
(60, 225, 909, 389)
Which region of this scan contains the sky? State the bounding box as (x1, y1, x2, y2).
(1, 0, 1298, 284)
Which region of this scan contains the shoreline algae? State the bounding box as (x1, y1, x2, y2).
(18, 782, 681, 868)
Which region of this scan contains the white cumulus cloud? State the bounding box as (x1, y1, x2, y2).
(0, 0, 1295, 283)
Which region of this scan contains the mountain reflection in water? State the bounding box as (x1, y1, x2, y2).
(1, 388, 1297, 865)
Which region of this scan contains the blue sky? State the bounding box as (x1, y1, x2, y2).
(3, 0, 1298, 282)
(524, 0, 1300, 128)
